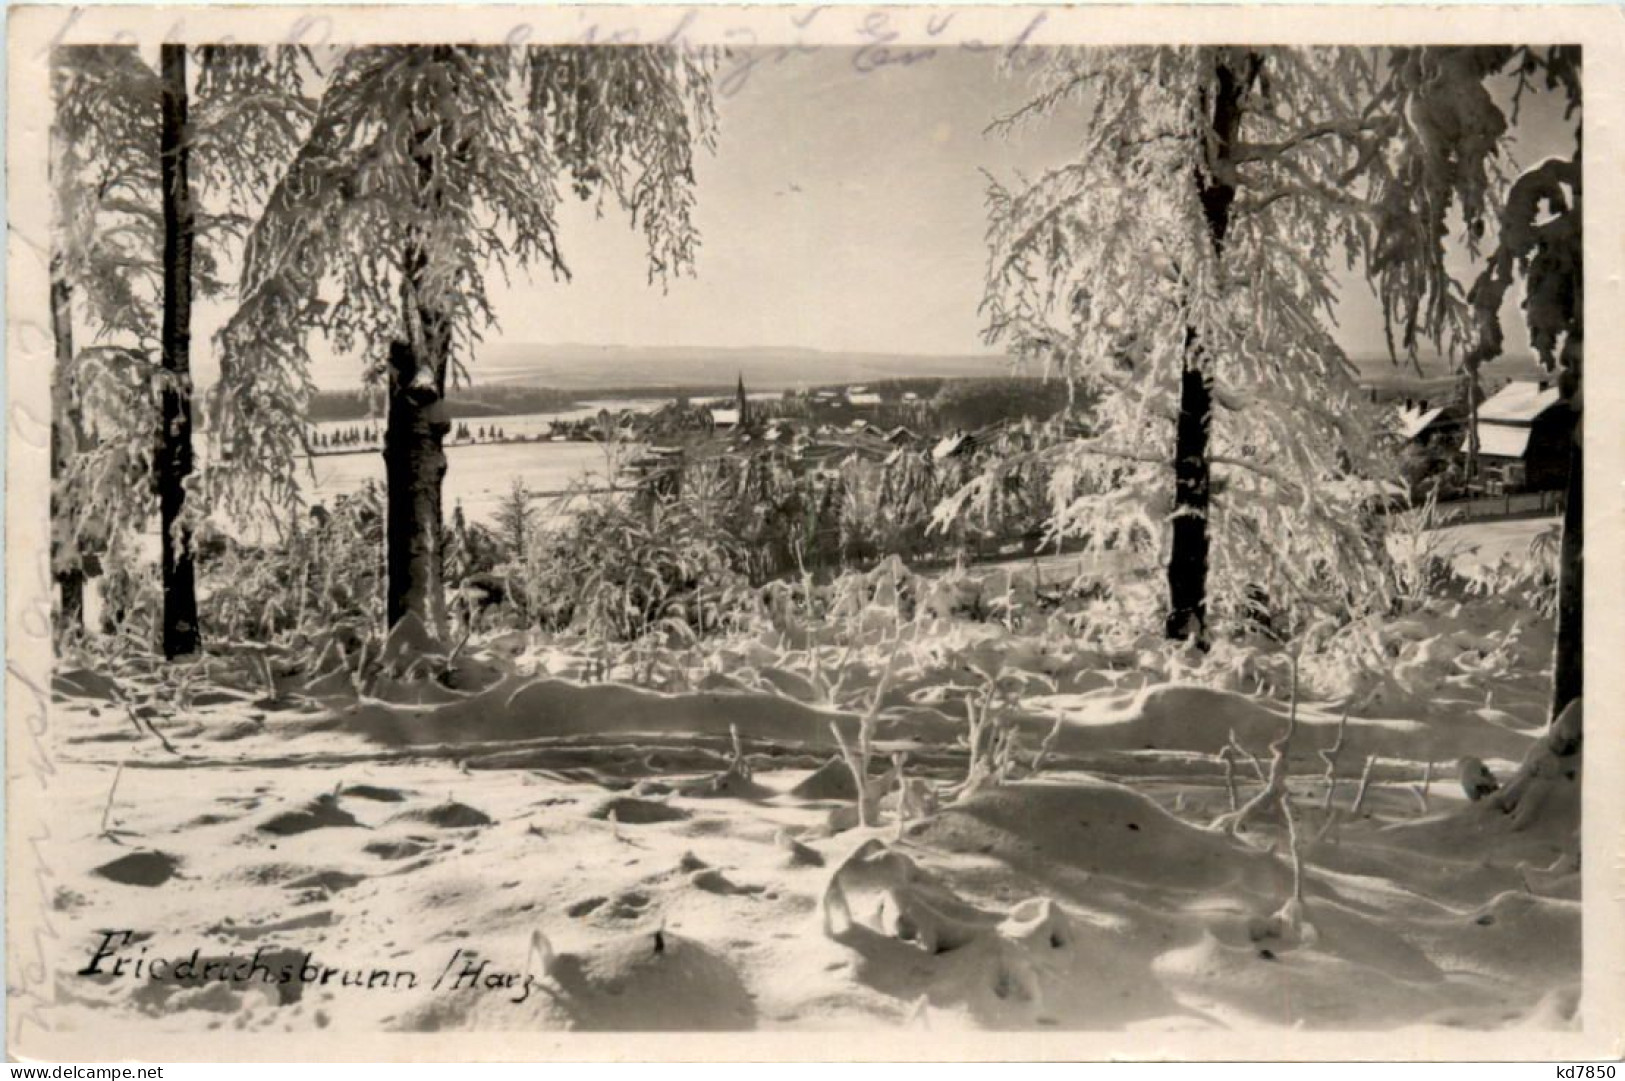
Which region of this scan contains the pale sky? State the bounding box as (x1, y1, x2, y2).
(188, 48, 1576, 390)
(485, 49, 1080, 357)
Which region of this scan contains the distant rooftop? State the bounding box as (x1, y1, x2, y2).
(1465, 424, 1534, 460)
(1478, 380, 1560, 424)
(1396, 405, 1446, 441)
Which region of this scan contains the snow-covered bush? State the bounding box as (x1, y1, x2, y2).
(1462, 521, 1561, 618)
(198, 481, 388, 643)
(524, 496, 752, 642)
(1384, 488, 1463, 613)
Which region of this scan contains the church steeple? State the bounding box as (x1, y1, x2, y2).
(736, 371, 749, 428)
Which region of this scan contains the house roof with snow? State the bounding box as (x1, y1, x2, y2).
(1459, 381, 1566, 460)
(847, 392, 883, 406)
(1465, 424, 1534, 460)
(710, 408, 740, 427)
(1478, 381, 1560, 424)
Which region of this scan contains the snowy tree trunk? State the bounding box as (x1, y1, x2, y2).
(383, 338, 450, 639)
(1550, 389, 1581, 720)
(1165, 52, 1255, 643)
(50, 263, 86, 634)
(158, 43, 201, 659)
(1465, 361, 1482, 493)
(1166, 363, 1213, 640)
(381, 110, 459, 644)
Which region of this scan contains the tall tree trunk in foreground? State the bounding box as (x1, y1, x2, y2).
(1550, 389, 1582, 720)
(158, 43, 201, 659)
(384, 110, 456, 643)
(383, 334, 450, 639)
(1166, 362, 1214, 640)
(50, 261, 85, 634)
(1165, 53, 1255, 643)
(1464, 361, 1482, 492)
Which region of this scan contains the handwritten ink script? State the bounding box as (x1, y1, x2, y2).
(36, 7, 1053, 99)
(79, 932, 549, 1006)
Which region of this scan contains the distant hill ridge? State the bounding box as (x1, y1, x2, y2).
(477, 342, 1022, 391)
(1347, 352, 1544, 397)
(450, 341, 1549, 397)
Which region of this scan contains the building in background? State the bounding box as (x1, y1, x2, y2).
(1464, 380, 1570, 493)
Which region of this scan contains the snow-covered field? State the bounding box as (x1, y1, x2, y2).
(299, 440, 628, 527)
(38, 542, 1578, 1040)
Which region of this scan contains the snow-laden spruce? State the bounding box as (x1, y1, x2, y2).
(211, 46, 717, 638)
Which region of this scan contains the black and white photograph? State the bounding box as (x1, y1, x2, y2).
(5, 3, 1621, 1062)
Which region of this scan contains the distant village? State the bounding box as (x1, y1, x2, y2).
(305, 375, 1070, 461)
(307, 369, 1568, 517)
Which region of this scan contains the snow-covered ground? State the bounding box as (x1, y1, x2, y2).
(38, 555, 1578, 1039)
(1431, 516, 1560, 574)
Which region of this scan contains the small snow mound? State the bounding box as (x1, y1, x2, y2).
(1381, 777, 1578, 868)
(541, 930, 757, 1030)
(788, 757, 863, 801)
(818, 839, 1171, 1027)
(283, 870, 366, 893)
(689, 868, 764, 896)
(822, 838, 1001, 955)
(776, 830, 825, 867)
(695, 671, 751, 694)
(297, 668, 356, 701)
(1456, 889, 1582, 977)
(378, 612, 440, 669)
(756, 668, 820, 702)
(259, 794, 361, 836)
(364, 839, 430, 861)
(346, 676, 860, 750)
(565, 896, 607, 918)
(673, 765, 773, 801)
(999, 896, 1072, 949)
(588, 797, 689, 825)
(1518, 985, 1582, 1030)
(93, 849, 180, 888)
(189, 689, 250, 708)
(209, 718, 263, 742)
(342, 784, 409, 803)
(399, 932, 757, 1031)
(917, 777, 1283, 895)
(53, 667, 121, 701)
(366, 675, 471, 707)
(390, 800, 494, 829)
(439, 654, 508, 694)
(1034, 679, 1533, 764)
